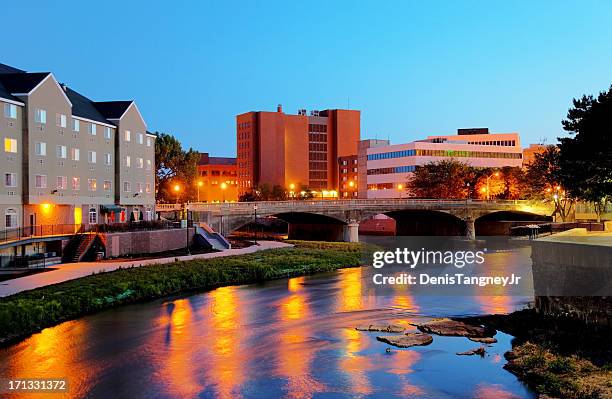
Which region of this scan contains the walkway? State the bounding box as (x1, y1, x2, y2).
(0, 241, 292, 298)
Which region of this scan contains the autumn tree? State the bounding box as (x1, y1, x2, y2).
(154, 132, 200, 203)
(407, 160, 474, 199)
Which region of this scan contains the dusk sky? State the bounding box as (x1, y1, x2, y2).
(3, 1, 612, 156)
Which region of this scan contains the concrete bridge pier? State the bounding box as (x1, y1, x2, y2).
(465, 218, 476, 240)
(343, 222, 359, 243)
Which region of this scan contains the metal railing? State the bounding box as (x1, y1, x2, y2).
(157, 199, 551, 213)
(0, 224, 81, 246)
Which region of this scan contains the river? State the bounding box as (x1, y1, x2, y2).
(0, 237, 536, 398)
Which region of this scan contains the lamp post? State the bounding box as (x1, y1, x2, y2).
(185, 204, 191, 255)
(253, 204, 258, 245)
(397, 183, 403, 199)
(221, 182, 227, 202)
(197, 180, 203, 202)
(289, 183, 295, 199)
(174, 184, 180, 204)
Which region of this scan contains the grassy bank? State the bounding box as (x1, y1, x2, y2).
(465, 309, 612, 398)
(0, 242, 365, 345)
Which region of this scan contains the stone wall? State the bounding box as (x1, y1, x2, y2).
(103, 228, 194, 258)
(531, 230, 612, 327)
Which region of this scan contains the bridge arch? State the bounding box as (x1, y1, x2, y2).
(475, 210, 552, 236)
(378, 209, 467, 236)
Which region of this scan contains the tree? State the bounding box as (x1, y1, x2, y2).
(154, 132, 199, 203)
(407, 160, 475, 199)
(525, 146, 573, 221)
(559, 87, 612, 222)
(474, 169, 505, 200)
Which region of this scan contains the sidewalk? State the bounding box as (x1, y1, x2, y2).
(0, 241, 292, 298)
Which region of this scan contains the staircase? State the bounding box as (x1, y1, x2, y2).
(194, 223, 231, 250)
(62, 233, 97, 263)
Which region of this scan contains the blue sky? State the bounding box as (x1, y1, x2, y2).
(2, 1, 612, 156)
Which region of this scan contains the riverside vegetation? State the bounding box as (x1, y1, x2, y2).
(0, 241, 366, 344)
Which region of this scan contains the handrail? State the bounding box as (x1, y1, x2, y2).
(0, 224, 81, 246)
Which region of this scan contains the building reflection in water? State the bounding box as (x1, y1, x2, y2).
(2, 320, 91, 399)
(275, 276, 328, 398)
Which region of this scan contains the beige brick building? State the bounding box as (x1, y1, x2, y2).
(0, 63, 155, 231)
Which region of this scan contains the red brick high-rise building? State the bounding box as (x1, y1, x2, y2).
(236, 105, 360, 196)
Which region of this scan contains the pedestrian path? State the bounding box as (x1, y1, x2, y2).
(0, 241, 292, 297)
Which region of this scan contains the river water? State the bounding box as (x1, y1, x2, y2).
(0, 238, 536, 399)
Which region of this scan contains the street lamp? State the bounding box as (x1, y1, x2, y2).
(174, 184, 181, 204)
(397, 183, 403, 198)
(221, 182, 227, 202)
(253, 204, 258, 245)
(197, 180, 203, 202)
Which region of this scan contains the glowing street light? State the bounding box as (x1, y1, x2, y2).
(220, 181, 227, 202)
(174, 184, 181, 204)
(289, 183, 295, 198)
(197, 180, 203, 202)
(485, 172, 500, 201)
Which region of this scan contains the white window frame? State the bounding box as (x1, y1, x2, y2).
(103, 180, 112, 192)
(73, 119, 80, 132)
(123, 181, 131, 192)
(124, 130, 131, 142)
(35, 174, 47, 188)
(4, 138, 17, 153)
(89, 123, 96, 135)
(4, 172, 16, 187)
(104, 153, 112, 165)
(57, 113, 67, 128)
(5, 208, 18, 228)
(125, 155, 131, 168)
(145, 183, 151, 193)
(137, 157, 143, 168)
(104, 127, 112, 140)
(35, 141, 47, 156)
(137, 133, 143, 144)
(136, 182, 143, 193)
(35, 108, 46, 124)
(88, 207, 98, 224)
(4, 103, 17, 119)
(72, 177, 80, 190)
(146, 137, 152, 147)
(88, 151, 96, 164)
(71, 147, 80, 161)
(56, 176, 67, 190)
(88, 179, 97, 191)
(146, 159, 152, 170)
(56, 145, 67, 159)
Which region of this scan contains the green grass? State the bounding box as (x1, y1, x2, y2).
(0, 242, 364, 344)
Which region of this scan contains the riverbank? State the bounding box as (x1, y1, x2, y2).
(0, 241, 365, 346)
(464, 309, 612, 398)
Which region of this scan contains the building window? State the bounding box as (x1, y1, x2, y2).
(137, 133, 143, 144)
(88, 179, 97, 191)
(145, 183, 151, 193)
(104, 127, 112, 140)
(57, 113, 67, 128)
(35, 108, 46, 124)
(123, 181, 131, 192)
(5, 208, 17, 228)
(103, 180, 112, 191)
(35, 141, 46, 156)
(146, 137, 152, 147)
(73, 119, 80, 132)
(146, 159, 152, 170)
(104, 153, 112, 165)
(72, 177, 80, 190)
(56, 176, 67, 190)
(125, 155, 131, 167)
(4, 138, 17, 153)
(124, 130, 131, 141)
(4, 173, 16, 187)
(137, 157, 143, 168)
(90, 123, 97, 135)
(35, 174, 47, 188)
(88, 151, 96, 164)
(71, 147, 80, 161)
(4, 103, 17, 119)
(88, 207, 97, 224)
(56, 145, 67, 159)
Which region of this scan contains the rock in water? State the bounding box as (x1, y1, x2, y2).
(457, 346, 486, 356)
(468, 336, 497, 344)
(355, 324, 406, 333)
(376, 332, 433, 348)
(412, 318, 489, 337)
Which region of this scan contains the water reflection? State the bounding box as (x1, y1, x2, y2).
(0, 239, 537, 399)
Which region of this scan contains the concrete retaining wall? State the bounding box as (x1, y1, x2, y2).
(103, 228, 194, 258)
(531, 230, 612, 327)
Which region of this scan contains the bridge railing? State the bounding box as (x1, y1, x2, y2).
(157, 199, 550, 213)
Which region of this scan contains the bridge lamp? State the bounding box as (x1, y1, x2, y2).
(220, 182, 228, 202)
(397, 184, 403, 190)
(173, 184, 180, 204)
(289, 183, 295, 198)
(197, 180, 203, 202)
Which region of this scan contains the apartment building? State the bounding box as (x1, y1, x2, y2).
(362, 128, 523, 199)
(236, 105, 360, 195)
(522, 143, 548, 167)
(197, 153, 238, 202)
(0, 63, 155, 230)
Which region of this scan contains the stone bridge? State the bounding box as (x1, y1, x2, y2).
(157, 199, 554, 242)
